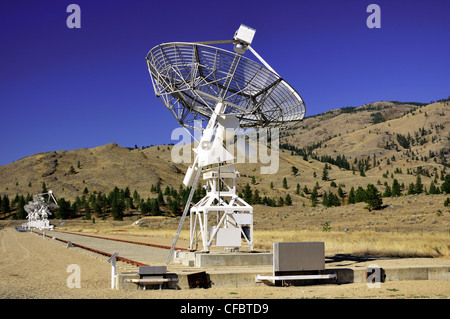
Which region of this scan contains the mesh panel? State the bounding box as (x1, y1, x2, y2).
(146, 42, 305, 129)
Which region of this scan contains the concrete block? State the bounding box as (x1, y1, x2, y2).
(194, 252, 273, 267)
(384, 267, 428, 281)
(116, 273, 140, 291)
(273, 242, 325, 272)
(428, 266, 450, 281)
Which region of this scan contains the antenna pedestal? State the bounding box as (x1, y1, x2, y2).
(189, 164, 254, 252)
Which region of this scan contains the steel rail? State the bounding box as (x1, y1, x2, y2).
(54, 230, 189, 251)
(32, 230, 161, 267)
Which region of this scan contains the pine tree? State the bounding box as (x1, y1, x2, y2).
(84, 201, 91, 220)
(322, 165, 329, 181)
(93, 201, 102, 217)
(285, 194, 292, 206)
(282, 177, 288, 189)
(152, 198, 161, 216)
(303, 185, 309, 194)
(383, 185, 392, 197)
(428, 181, 440, 195)
(329, 192, 341, 207)
(322, 192, 329, 207)
(157, 189, 165, 206)
(441, 174, 450, 194)
(337, 186, 344, 197)
(392, 179, 401, 196)
(1, 195, 10, 214)
(365, 184, 383, 211)
(444, 197, 450, 207)
(355, 186, 367, 203)
(310, 187, 318, 207)
(111, 197, 125, 221)
(169, 198, 180, 215)
(252, 189, 261, 204)
(41, 182, 48, 200)
(407, 182, 416, 195)
(243, 183, 252, 204)
(124, 187, 131, 200)
(133, 190, 141, 207)
(348, 187, 356, 204)
(55, 198, 74, 219)
(69, 166, 77, 175)
(414, 175, 424, 194)
(16, 195, 27, 219)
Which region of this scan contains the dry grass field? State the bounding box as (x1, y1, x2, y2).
(1, 216, 449, 300)
(52, 191, 450, 259)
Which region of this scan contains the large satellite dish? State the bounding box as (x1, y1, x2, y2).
(146, 25, 306, 264)
(146, 42, 305, 131)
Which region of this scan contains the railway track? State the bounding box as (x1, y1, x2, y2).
(32, 229, 187, 267)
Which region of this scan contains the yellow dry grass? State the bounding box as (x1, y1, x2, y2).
(57, 214, 450, 259)
(130, 228, 449, 259)
(253, 229, 449, 258)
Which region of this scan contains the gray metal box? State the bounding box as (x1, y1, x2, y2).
(138, 266, 167, 275)
(273, 242, 325, 272)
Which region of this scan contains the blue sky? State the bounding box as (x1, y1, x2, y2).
(1, 0, 449, 166)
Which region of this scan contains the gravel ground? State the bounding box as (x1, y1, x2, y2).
(1, 227, 449, 300)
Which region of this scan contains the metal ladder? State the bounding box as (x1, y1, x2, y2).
(165, 167, 202, 265)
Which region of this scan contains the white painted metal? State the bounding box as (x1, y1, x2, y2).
(181, 101, 254, 252)
(255, 273, 337, 283)
(146, 25, 306, 258)
(166, 164, 203, 265)
(107, 252, 119, 289)
(23, 190, 59, 230)
(233, 24, 256, 54)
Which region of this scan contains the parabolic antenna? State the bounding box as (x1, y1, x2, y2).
(23, 190, 58, 231)
(146, 42, 305, 131)
(146, 25, 306, 264)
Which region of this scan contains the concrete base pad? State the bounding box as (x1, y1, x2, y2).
(116, 264, 450, 290)
(173, 250, 273, 267)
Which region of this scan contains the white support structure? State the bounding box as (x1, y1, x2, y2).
(189, 163, 254, 252)
(184, 101, 254, 253)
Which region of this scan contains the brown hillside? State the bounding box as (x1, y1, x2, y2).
(0, 143, 187, 201)
(0, 101, 448, 222)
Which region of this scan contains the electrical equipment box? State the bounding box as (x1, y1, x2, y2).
(273, 242, 325, 272)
